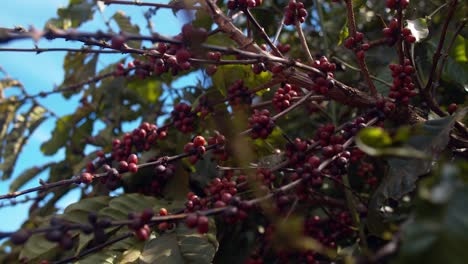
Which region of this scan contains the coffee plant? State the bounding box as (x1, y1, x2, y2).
(0, 0, 467, 263)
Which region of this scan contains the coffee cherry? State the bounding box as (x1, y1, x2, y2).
(11, 229, 31, 245)
(80, 172, 93, 184)
(60, 235, 74, 250)
(45, 229, 62, 242)
(185, 214, 198, 228)
(159, 208, 168, 216)
(193, 136, 207, 147)
(141, 208, 154, 222)
(128, 163, 138, 173)
(448, 103, 457, 114)
(111, 35, 126, 49)
(135, 225, 151, 240)
(197, 216, 209, 234)
(127, 154, 138, 164)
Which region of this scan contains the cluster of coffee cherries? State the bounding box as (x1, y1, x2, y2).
(344, 32, 370, 60)
(386, 0, 409, 10)
(273, 83, 301, 112)
(136, 163, 176, 196)
(227, 0, 263, 9)
(382, 19, 416, 46)
(291, 154, 324, 189)
(205, 51, 222, 75)
(185, 213, 210, 234)
(184, 136, 208, 164)
(227, 80, 252, 109)
(356, 161, 378, 186)
(388, 59, 417, 105)
(111, 122, 165, 161)
(309, 56, 336, 95)
(248, 109, 275, 139)
(127, 208, 156, 240)
(286, 137, 311, 167)
(284, 0, 308, 25)
(171, 102, 196, 133)
(42, 218, 81, 250)
(193, 95, 212, 119)
(304, 212, 354, 249)
(256, 168, 276, 186)
(207, 132, 229, 161)
(313, 123, 344, 147)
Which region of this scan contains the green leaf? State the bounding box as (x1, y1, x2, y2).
(337, 21, 349, 47)
(139, 221, 218, 264)
(99, 194, 180, 221)
(192, 9, 212, 30)
(56, 0, 95, 29)
(19, 229, 59, 261)
(356, 127, 427, 158)
(40, 115, 73, 156)
(406, 18, 429, 42)
(211, 65, 272, 97)
(60, 52, 98, 98)
(9, 163, 53, 192)
(112, 11, 141, 48)
(368, 114, 462, 235)
(395, 169, 468, 264)
(76, 250, 121, 264)
(126, 77, 162, 104)
(0, 105, 47, 179)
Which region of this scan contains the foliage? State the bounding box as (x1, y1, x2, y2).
(0, 0, 467, 263)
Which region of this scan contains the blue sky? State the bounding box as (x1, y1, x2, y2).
(0, 0, 187, 232)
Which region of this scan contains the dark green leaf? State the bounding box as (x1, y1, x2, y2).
(40, 115, 73, 156)
(396, 170, 468, 264)
(139, 221, 217, 264)
(368, 114, 461, 235)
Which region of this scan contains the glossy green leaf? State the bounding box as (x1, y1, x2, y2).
(368, 114, 462, 235)
(139, 221, 218, 264)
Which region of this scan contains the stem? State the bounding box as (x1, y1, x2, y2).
(435, 19, 467, 85)
(295, 20, 314, 64)
(344, 0, 378, 96)
(342, 174, 369, 254)
(424, 0, 458, 93)
(243, 8, 283, 57)
(102, 0, 202, 10)
(396, 7, 404, 65)
(313, 0, 329, 53)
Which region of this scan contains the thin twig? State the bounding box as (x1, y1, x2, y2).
(295, 20, 314, 64)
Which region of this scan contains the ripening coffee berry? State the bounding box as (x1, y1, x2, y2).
(127, 154, 138, 164)
(193, 136, 207, 147)
(128, 163, 138, 173)
(448, 103, 457, 114)
(80, 172, 93, 184)
(185, 214, 198, 228)
(11, 229, 31, 245)
(197, 215, 209, 234)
